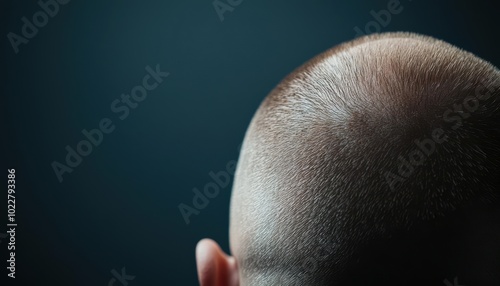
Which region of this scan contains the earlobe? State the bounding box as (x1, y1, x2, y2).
(196, 239, 239, 286)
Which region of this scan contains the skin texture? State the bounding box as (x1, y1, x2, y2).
(196, 32, 500, 285)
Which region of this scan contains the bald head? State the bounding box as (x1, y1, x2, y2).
(226, 32, 500, 285)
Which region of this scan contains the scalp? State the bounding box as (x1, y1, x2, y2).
(230, 32, 500, 285)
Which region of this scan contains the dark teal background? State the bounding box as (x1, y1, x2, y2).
(1, 0, 499, 285)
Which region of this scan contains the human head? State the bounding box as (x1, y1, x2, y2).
(196, 32, 500, 285)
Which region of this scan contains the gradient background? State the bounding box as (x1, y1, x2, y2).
(1, 0, 499, 285)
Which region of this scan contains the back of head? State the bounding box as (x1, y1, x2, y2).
(229, 32, 500, 285)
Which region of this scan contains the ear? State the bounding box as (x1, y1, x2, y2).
(196, 238, 239, 286)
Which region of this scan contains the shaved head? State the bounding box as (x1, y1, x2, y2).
(229, 33, 500, 285)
